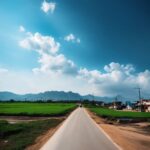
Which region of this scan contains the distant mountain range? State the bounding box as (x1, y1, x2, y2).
(0, 91, 115, 102)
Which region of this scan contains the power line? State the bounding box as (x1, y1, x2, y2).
(134, 87, 142, 111)
(134, 87, 141, 100)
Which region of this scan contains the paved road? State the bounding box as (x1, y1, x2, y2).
(40, 108, 119, 150)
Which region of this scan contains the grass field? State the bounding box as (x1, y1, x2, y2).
(0, 119, 63, 150)
(88, 107, 150, 118)
(0, 102, 77, 116)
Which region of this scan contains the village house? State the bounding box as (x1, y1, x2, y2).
(141, 99, 150, 112)
(136, 99, 150, 112)
(125, 101, 133, 110)
(109, 101, 123, 110)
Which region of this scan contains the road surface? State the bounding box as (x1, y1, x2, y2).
(40, 108, 119, 150)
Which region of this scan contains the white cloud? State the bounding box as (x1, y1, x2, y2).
(64, 34, 75, 41)
(2, 61, 150, 99)
(78, 62, 150, 97)
(19, 26, 25, 32)
(19, 32, 60, 54)
(0, 69, 89, 95)
(19, 31, 77, 75)
(33, 53, 77, 75)
(41, 1, 56, 14)
(17, 30, 150, 98)
(64, 34, 81, 43)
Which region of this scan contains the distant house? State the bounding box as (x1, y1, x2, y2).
(136, 99, 150, 112)
(95, 101, 105, 107)
(125, 101, 133, 110)
(126, 105, 132, 110)
(109, 101, 122, 110)
(142, 99, 150, 112)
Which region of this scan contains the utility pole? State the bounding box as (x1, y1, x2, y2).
(93, 94, 95, 101)
(68, 93, 70, 101)
(135, 88, 141, 100)
(91, 93, 95, 105)
(134, 87, 142, 111)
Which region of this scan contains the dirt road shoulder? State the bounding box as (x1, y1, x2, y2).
(26, 118, 65, 150)
(86, 109, 150, 150)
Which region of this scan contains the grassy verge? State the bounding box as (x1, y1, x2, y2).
(0, 119, 63, 150)
(86, 105, 150, 119)
(0, 103, 77, 116)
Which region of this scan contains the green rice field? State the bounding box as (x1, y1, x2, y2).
(89, 107, 150, 118)
(0, 102, 77, 116)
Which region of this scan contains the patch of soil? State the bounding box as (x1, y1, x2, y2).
(26, 119, 64, 150)
(0, 116, 66, 123)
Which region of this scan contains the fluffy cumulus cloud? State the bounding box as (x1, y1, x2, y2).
(41, 0, 56, 14)
(18, 30, 150, 98)
(64, 34, 80, 43)
(19, 31, 77, 75)
(33, 53, 77, 75)
(78, 62, 150, 97)
(19, 32, 60, 54)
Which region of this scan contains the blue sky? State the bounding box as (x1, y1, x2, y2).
(0, 0, 150, 99)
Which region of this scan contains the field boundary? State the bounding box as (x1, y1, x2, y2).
(26, 119, 65, 150)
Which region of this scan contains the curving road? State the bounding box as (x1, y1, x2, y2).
(40, 108, 119, 150)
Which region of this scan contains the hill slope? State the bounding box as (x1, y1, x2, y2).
(0, 91, 114, 102)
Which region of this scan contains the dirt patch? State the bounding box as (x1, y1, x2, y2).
(87, 109, 150, 150)
(0, 116, 66, 123)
